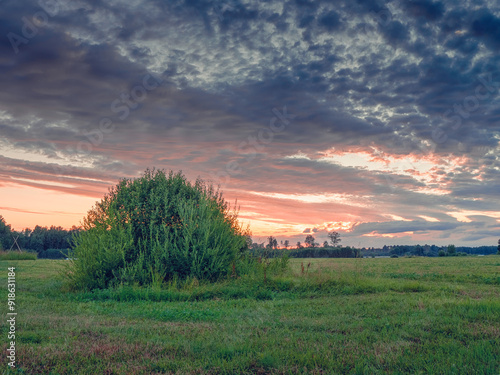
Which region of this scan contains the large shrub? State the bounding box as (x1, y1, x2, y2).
(67, 169, 249, 290)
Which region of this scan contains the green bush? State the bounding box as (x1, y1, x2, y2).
(66, 169, 250, 290)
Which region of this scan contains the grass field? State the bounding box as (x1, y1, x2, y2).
(1, 256, 499, 374)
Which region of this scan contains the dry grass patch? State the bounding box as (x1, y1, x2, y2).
(6, 335, 174, 375)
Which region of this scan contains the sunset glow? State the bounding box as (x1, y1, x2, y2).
(1, 0, 499, 248)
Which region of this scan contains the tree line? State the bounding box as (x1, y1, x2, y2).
(366, 243, 498, 257)
(251, 232, 499, 258)
(1, 213, 498, 259)
(252, 232, 342, 250)
(248, 232, 360, 258)
(0, 215, 80, 258)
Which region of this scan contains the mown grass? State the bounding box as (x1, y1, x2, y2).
(0, 251, 37, 261)
(0, 256, 499, 374)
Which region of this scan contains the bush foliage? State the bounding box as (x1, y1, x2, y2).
(66, 169, 250, 290)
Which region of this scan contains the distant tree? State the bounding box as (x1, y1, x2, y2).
(497, 239, 500, 255)
(296, 241, 303, 249)
(0, 215, 12, 250)
(438, 250, 446, 257)
(323, 240, 329, 248)
(267, 236, 274, 249)
(283, 240, 290, 249)
(305, 235, 316, 248)
(413, 245, 424, 256)
(328, 231, 341, 247)
(390, 246, 407, 256)
(45, 226, 68, 249)
(267, 236, 278, 249)
(447, 244, 456, 255)
(30, 226, 47, 253)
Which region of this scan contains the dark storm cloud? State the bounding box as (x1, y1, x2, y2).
(404, 1, 445, 21)
(318, 10, 342, 32)
(470, 9, 500, 50)
(379, 20, 410, 46)
(1, 0, 499, 244)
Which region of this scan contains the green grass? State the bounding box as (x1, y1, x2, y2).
(1, 256, 499, 374)
(0, 251, 37, 261)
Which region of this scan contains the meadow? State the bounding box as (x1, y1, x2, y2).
(0, 256, 499, 374)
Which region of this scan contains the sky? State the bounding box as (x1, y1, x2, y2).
(1, 0, 499, 247)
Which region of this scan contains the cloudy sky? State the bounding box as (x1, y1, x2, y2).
(1, 0, 499, 247)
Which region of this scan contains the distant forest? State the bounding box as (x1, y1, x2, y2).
(0, 215, 497, 259)
(243, 235, 497, 258)
(363, 244, 498, 257)
(250, 244, 498, 259)
(0, 215, 80, 258)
